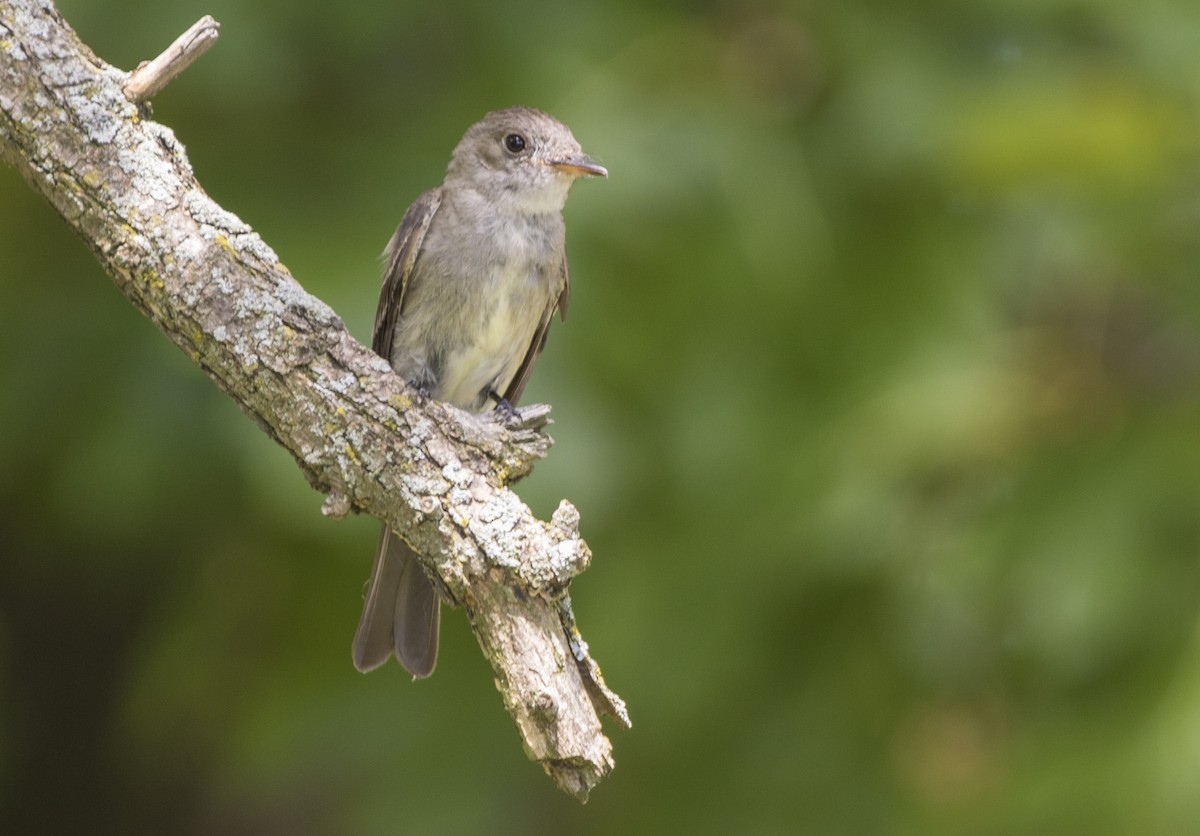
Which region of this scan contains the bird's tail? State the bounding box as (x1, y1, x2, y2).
(352, 525, 440, 678)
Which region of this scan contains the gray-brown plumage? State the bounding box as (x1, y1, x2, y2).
(352, 107, 606, 677)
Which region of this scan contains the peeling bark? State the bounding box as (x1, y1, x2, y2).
(0, 0, 627, 801)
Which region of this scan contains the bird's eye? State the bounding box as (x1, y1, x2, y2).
(504, 133, 527, 154)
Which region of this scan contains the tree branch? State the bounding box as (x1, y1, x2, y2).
(0, 0, 628, 801)
(123, 15, 219, 102)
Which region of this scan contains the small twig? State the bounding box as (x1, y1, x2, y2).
(123, 16, 220, 102)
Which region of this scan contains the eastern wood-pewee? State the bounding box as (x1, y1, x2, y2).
(352, 107, 606, 677)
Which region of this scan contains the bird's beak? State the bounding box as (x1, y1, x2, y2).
(546, 154, 608, 178)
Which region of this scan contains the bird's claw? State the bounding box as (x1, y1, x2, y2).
(487, 389, 523, 427)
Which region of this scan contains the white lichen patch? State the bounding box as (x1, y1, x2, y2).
(314, 367, 357, 396)
(553, 539, 589, 578)
(198, 279, 297, 369)
(71, 89, 121, 145)
(405, 413, 437, 449)
(233, 231, 280, 266)
(175, 233, 204, 264)
(115, 142, 181, 216)
(236, 285, 285, 320)
(66, 66, 132, 146)
(472, 491, 529, 571)
(142, 121, 193, 179)
(270, 268, 339, 325)
(186, 190, 251, 234)
(440, 459, 471, 486)
(462, 492, 591, 591)
(447, 485, 473, 513)
(566, 631, 590, 661)
(364, 354, 393, 375)
(21, 8, 50, 41)
(4, 37, 28, 62)
(407, 476, 448, 499)
(229, 338, 259, 369)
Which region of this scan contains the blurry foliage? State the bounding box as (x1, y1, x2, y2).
(3, 0, 1200, 833)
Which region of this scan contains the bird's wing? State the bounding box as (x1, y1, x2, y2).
(372, 188, 443, 358)
(502, 255, 570, 406)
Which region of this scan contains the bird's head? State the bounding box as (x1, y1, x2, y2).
(447, 107, 607, 214)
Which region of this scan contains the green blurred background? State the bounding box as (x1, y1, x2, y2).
(4, 0, 1200, 832)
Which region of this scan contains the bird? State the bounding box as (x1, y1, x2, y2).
(352, 107, 606, 677)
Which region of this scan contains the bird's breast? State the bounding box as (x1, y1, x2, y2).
(433, 266, 547, 410)
(394, 202, 565, 411)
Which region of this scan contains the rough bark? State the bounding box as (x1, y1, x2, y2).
(0, 0, 628, 801)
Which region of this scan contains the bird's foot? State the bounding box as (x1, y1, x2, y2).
(487, 389, 522, 427)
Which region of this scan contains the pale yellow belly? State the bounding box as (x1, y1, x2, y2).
(433, 295, 540, 411)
